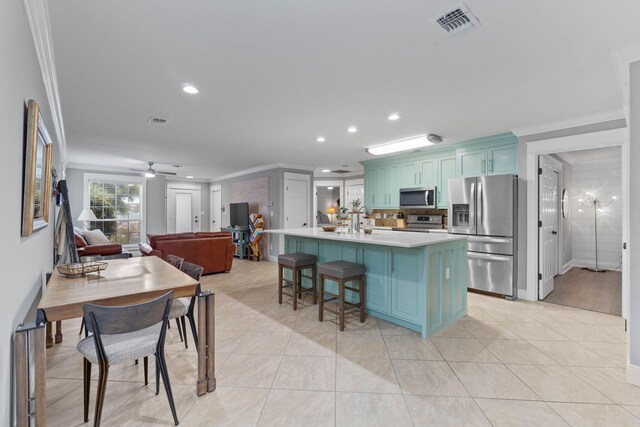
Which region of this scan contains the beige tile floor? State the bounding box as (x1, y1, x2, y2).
(45, 260, 637, 426)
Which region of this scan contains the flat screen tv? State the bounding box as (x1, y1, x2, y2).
(229, 202, 249, 228)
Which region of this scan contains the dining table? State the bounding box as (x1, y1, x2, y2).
(34, 256, 216, 424)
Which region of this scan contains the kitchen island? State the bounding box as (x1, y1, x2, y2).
(268, 228, 468, 338)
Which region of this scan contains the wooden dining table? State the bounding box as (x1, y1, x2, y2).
(35, 256, 216, 423)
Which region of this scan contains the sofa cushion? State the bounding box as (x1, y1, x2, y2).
(83, 229, 111, 245)
(74, 232, 88, 248)
(149, 233, 196, 246)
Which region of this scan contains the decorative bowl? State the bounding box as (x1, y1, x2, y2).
(321, 225, 337, 232)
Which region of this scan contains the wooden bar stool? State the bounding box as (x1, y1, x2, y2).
(318, 261, 366, 331)
(278, 253, 317, 310)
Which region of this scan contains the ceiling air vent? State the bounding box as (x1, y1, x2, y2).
(331, 170, 351, 174)
(147, 117, 168, 125)
(434, 3, 480, 37)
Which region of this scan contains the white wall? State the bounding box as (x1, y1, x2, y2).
(561, 161, 573, 268)
(629, 59, 640, 369)
(570, 159, 622, 269)
(0, 1, 61, 423)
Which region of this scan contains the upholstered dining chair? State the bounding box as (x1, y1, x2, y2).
(168, 261, 203, 349)
(164, 254, 186, 341)
(165, 254, 184, 270)
(78, 291, 179, 426)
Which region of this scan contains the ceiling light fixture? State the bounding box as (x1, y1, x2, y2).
(144, 162, 156, 178)
(388, 113, 400, 121)
(347, 126, 358, 133)
(183, 85, 199, 94)
(316, 136, 326, 143)
(327, 186, 334, 190)
(185, 175, 195, 179)
(321, 169, 331, 173)
(366, 135, 433, 156)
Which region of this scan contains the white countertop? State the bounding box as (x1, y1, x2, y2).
(267, 227, 467, 248)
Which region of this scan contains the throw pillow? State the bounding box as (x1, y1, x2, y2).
(74, 232, 88, 248)
(83, 229, 111, 245)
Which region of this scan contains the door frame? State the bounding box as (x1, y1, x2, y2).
(313, 179, 345, 227)
(166, 182, 202, 233)
(210, 184, 221, 232)
(525, 128, 628, 317)
(537, 154, 563, 300)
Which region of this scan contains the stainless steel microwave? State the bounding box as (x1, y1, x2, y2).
(399, 187, 437, 209)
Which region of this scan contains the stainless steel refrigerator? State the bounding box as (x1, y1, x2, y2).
(448, 174, 518, 298)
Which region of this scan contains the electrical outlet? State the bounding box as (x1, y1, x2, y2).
(445, 267, 450, 280)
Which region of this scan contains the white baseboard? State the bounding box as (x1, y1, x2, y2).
(627, 364, 640, 387)
(572, 258, 622, 271)
(561, 261, 573, 274)
(517, 288, 534, 301)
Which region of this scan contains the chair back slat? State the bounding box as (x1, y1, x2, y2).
(181, 261, 203, 282)
(83, 291, 174, 335)
(165, 254, 184, 270)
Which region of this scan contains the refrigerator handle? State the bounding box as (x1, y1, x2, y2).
(478, 181, 483, 230)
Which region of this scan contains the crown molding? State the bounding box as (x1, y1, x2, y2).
(511, 108, 626, 138)
(24, 0, 67, 163)
(211, 162, 315, 182)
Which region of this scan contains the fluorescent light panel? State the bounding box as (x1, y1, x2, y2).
(366, 135, 432, 156)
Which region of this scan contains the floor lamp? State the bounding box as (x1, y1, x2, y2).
(578, 192, 616, 272)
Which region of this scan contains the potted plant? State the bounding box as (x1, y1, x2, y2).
(336, 206, 350, 220)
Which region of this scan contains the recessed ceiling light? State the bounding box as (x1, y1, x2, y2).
(388, 113, 400, 121)
(327, 186, 334, 190)
(183, 85, 199, 94)
(321, 169, 331, 173)
(347, 126, 358, 133)
(185, 175, 195, 179)
(316, 136, 326, 143)
(366, 135, 433, 156)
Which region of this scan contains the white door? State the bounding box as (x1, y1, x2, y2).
(538, 155, 560, 299)
(167, 185, 201, 233)
(346, 182, 364, 207)
(210, 185, 221, 231)
(284, 173, 310, 229)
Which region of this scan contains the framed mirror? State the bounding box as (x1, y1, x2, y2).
(22, 99, 53, 237)
(561, 188, 568, 219)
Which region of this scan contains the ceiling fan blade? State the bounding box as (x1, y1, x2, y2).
(156, 171, 177, 176)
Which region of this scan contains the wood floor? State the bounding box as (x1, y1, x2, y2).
(544, 267, 622, 316)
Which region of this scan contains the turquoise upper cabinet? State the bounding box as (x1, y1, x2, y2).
(457, 147, 487, 177)
(388, 165, 401, 206)
(364, 168, 375, 207)
(374, 166, 389, 207)
(488, 144, 517, 175)
(399, 161, 418, 188)
(437, 154, 456, 208)
(418, 158, 436, 186)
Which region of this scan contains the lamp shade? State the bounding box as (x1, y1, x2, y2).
(77, 208, 97, 222)
(325, 207, 336, 215)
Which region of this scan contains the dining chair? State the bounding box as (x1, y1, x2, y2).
(164, 255, 186, 341)
(78, 291, 179, 426)
(168, 261, 203, 349)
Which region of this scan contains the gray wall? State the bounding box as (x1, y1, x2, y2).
(65, 168, 210, 238)
(316, 187, 340, 212)
(0, 2, 62, 423)
(629, 60, 640, 367)
(213, 167, 313, 258)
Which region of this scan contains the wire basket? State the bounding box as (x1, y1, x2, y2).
(57, 262, 108, 278)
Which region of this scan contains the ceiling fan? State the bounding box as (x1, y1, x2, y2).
(130, 162, 177, 178)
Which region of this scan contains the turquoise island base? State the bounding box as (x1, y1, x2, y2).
(267, 228, 468, 338)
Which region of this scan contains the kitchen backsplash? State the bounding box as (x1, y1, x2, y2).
(372, 208, 448, 229)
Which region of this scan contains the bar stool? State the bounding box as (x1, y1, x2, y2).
(318, 261, 366, 331)
(278, 253, 317, 310)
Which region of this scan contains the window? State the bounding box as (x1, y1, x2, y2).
(84, 174, 145, 246)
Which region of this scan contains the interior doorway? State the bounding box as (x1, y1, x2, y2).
(537, 147, 623, 316)
(210, 185, 221, 232)
(313, 180, 344, 226)
(167, 183, 202, 233)
(283, 172, 311, 229)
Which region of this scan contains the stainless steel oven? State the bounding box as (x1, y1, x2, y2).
(399, 187, 437, 209)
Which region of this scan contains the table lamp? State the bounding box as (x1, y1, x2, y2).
(325, 207, 336, 223)
(77, 208, 97, 230)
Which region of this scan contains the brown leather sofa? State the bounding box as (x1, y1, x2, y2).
(139, 232, 234, 274)
(74, 230, 128, 260)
